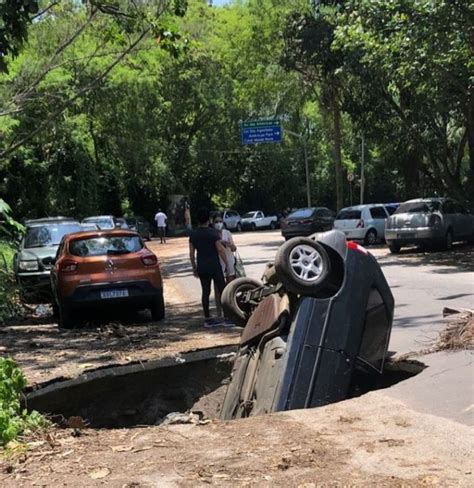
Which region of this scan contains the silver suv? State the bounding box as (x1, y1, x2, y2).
(334, 204, 391, 245)
(385, 198, 474, 253)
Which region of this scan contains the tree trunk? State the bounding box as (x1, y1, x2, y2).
(332, 96, 343, 211)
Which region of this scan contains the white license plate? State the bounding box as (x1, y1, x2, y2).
(100, 289, 129, 299)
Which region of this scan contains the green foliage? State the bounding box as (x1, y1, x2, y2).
(0, 357, 49, 445)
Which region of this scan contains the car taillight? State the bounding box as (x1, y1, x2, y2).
(428, 214, 442, 227)
(142, 254, 158, 266)
(347, 241, 368, 255)
(356, 219, 365, 228)
(59, 259, 78, 273)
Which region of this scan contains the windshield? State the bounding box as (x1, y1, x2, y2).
(288, 208, 314, 219)
(24, 224, 81, 248)
(83, 217, 114, 229)
(336, 210, 361, 220)
(395, 201, 441, 214)
(242, 212, 257, 219)
(69, 236, 143, 257)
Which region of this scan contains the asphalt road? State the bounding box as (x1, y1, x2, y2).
(151, 229, 474, 425)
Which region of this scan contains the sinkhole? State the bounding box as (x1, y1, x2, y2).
(24, 346, 426, 429)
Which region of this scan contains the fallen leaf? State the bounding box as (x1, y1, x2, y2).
(89, 467, 111, 479)
(67, 416, 87, 429)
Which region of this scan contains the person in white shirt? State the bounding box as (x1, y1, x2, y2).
(154, 209, 168, 244)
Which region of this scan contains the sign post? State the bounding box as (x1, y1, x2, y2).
(241, 119, 282, 145)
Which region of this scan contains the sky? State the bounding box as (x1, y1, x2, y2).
(211, 0, 232, 5)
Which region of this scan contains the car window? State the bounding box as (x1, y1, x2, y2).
(336, 210, 361, 220)
(370, 207, 387, 219)
(24, 224, 81, 248)
(394, 201, 441, 214)
(288, 208, 315, 219)
(385, 205, 398, 215)
(69, 236, 143, 257)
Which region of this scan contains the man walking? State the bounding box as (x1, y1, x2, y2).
(154, 208, 167, 244)
(189, 207, 229, 327)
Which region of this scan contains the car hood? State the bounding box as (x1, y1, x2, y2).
(19, 245, 58, 261)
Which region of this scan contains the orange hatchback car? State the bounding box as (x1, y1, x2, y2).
(51, 230, 164, 328)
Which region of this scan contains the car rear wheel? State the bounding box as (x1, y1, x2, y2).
(274, 237, 331, 296)
(236, 222, 242, 232)
(388, 243, 401, 254)
(251, 223, 257, 231)
(150, 291, 165, 321)
(441, 229, 453, 251)
(364, 229, 377, 246)
(58, 305, 74, 329)
(270, 221, 276, 230)
(222, 277, 262, 327)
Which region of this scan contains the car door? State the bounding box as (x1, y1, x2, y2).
(442, 200, 459, 237)
(369, 206, 389, 237)
(256, 211, 264, 227)
(453, 202, 472, 238)
(225, 211, 237, 230)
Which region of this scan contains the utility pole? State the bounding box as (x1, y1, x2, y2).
(360, 134, 365, 204)
(287, 129, 312, 208)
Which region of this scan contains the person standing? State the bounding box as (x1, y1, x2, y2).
(154, 208, 167, 244)
(189, 208, 229, 327)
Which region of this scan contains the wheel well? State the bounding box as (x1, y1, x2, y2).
(366, 228, 377, 235)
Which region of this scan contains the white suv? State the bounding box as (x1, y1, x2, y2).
(334, 204, 391, 245)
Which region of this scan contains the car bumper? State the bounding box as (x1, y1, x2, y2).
(16, 271, 52, 302)
(61, 280, 162, 309)
(385, 227, 443, 245)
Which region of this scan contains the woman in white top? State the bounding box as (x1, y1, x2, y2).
(213, 216, 237, 321)
(213, 216, 237, 281)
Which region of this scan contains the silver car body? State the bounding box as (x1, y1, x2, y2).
(385, 198, 474, 250)
(334, 204, 390, 243)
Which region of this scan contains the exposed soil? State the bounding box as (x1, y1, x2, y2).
(2, 392, 472, 487)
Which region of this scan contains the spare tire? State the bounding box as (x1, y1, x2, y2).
(222, 277, 263, 327)
(274, 237, 331, 297)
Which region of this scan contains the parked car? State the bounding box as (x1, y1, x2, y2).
(220, 230, 394, 419)
(241, 211, 278, 231)
(280, 207, 335, 240)
(82, 215, 115, 230)
(385, 198, 474, 253)
(114, 217, 129, 229)
(50, 229, 164, 328)
(211, 210, 242, 232)
(80, 223, 100, 231)
(334, 204, 391, 245)
(14, 218, 82, 303)
(126, 216, 152, 241)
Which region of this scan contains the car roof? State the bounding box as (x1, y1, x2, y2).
(403, 197, 445, 203)
(338, 204, 386, 211)
(25, 217, 77, 224)
(83, 215, 114, 220)
(63, 229, 140, 242)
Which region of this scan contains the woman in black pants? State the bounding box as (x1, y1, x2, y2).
(189, 208, 229, 327)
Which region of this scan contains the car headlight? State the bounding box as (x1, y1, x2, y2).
(19, 260, 39, 271)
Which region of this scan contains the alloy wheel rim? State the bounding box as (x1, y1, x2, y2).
(289, 245, 324, 282)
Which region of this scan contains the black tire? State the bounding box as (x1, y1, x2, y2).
(251, 223, 257, 231)
(270, 221, 276, 230)
(236, 222, 242, 233)
(441, 229, 453, 251)
(150, 291, 165, 321)
(58, 305, 74, 329)
(388, 243, 401, 254)
(274, 237, 331, 296)
(52, 301, 59, 319)
(364, 229, 377, 246)
(221, 277, 262, 327)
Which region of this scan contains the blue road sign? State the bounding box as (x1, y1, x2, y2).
(241, 119, 282, 145)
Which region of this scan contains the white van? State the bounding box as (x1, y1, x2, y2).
(334, 204, 392, 245)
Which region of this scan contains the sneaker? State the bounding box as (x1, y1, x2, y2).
(203, 318, 223, 328)
(222, 319, 236, 328)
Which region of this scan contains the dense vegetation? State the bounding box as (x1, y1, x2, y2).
(0, 0, 472, 223)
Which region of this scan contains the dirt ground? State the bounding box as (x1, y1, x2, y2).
(1, 391, 472, 487)
(0, 239, 239, 386)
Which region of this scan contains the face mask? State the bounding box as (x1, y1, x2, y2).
(214, 222, 224, 230)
